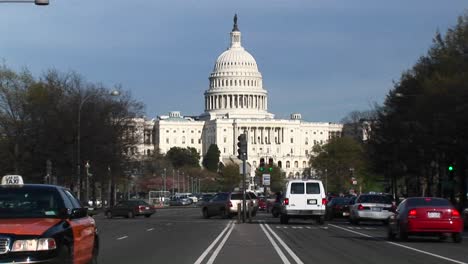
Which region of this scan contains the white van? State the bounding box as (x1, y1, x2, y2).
(280, 179, 327, 224)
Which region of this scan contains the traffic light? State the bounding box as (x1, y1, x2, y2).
(268, 158, 274, 172)
(237, 134, 248, 160)
(259, 158, 265, 172)
(448, 165, 454, 172)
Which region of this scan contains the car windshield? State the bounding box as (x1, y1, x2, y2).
(0, 187, 63, 218)
(331, 198, 350, 205)
(357, 195, 392, 204)
(407, 198, 451, 207)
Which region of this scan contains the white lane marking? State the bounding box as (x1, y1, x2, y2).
(194, 221, 233, 264)
(206, 222, 235, 264)
(264, 222, 304, 264)
(117, 236, 128, 240)
(260, 223, 290, 264)
(329, 224, 468, 264)
(321, 226, 328, 229)
(306, 227, 311, 229)
(147, 228, 154, 231)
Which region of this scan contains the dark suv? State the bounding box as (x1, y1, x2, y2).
(201, 192, 257, 218)
(105, 199, 155, 218)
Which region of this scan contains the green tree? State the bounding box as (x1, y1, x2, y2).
(166, 147, 200, 168)
(217, 163, 241, 192)
(255, 164, 285, 193)
(310, 137, 379, 194)
(202, 144, 220, 172)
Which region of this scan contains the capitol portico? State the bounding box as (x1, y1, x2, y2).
(134, 16, 342, 179)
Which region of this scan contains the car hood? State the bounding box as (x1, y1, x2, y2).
(0, 218, 62, 235)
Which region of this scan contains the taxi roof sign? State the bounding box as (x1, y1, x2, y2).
(1, 175, 24, 185)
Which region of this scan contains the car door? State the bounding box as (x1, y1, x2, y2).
(288, 182, 306, 209)
(305, 182, 324, 210)
(62, 189, 96, 264)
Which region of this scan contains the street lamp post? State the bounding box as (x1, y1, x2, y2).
(76, 93, 93, 200)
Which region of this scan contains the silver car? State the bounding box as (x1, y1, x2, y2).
(349, 194, 394, 225)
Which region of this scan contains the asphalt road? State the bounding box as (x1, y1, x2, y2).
(95, 207, 468, 264)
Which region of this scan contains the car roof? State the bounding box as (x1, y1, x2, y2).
(0, 184, 64, 191)
(288, 179, 322, 183)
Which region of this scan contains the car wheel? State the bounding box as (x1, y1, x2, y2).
(398, 224, 408, 241)
(452, 233, 462, 243)
(317, 216, 325, 225)
(280, 214, 289, 225)
(57, 244, 73, 264)
(127, 211, 134, 218)
(202, 208, 210, 219)
(272, 209, 280, 218)
(106, 211, 113, 219)
(144, 214, 151, 218)
(387, 226, 396, 241)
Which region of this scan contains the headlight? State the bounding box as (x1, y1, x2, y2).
(11, 238, 57, 252)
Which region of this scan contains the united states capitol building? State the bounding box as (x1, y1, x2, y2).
(131, 16, 342, 179)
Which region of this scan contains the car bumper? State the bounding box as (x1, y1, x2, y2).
(407, 219, 464, 233)
(355, 211, 392, 220)
(0, 250, 65, 264)
(283, 209, 325, 216)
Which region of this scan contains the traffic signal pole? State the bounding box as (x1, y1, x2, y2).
(237, 133, 248, 223)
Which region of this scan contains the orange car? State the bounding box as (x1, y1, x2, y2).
(0, 175, 99, 263)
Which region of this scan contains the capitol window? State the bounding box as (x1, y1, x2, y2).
(182, 137, 186, 144)
(166, 138, 169, 144)
(294, 161, 299, 168)
(286, 161, 290, 168)
(290, 138, 294, 143)
(191, 138, 194, 144)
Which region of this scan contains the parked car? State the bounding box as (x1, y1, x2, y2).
(349, 194, 394, 225)
(169, 196, 192, 206)
(387, 197, 463, 242)
(197, 193, 215, 207)
(201, 192, 256, 219)
(105, 199, 155, 218)
(325, 197, 351, 220)
(464, 207, 468, 228)
(280, 179, 327, 225)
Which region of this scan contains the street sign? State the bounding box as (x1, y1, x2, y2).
(263, 174, 271, 186)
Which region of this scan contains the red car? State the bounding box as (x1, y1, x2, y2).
(258, 198, 267, 211)
(388, 197, 463, 242)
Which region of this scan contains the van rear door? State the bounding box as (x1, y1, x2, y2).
(305, 182, 323, 210)
(288, 182, 306, 208)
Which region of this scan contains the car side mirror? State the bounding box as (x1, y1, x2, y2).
(70, 208, 88, 219)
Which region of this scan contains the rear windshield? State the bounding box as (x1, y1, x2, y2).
(230, 193, 246, 200)
(0, 187, 63, 218)
(306, 183, 320, 194)
(331, 198, 350, 205)
(290, 183, 304, 194)
(407, 198, 451, 207)
(357, 195, 392, 204)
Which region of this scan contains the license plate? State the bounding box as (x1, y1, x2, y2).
(371, 207, 381, 212)
(145, 207, 150, 210)
(427, 212, 441, 218)
(307, 199, 317, 205)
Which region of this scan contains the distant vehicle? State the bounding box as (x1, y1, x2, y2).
(258, 198, 267, 211)
(387, 197, 463, 243)
(325, 197, 351, 220)
(169, 196, 192, 206)
(201, 192, 256, 219)
(105, 199, 155, 218)
(0, 175, 98, 263)
(197, 193, 215, 207)
(349, 194, 394, 225)
(280, 179, 327, 225)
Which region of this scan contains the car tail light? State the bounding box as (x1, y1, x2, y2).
(322, 198, 327, 205)
(357, 204, 364, 210)
(138, 205, 145, 212)
(408, 209, 417, 218)
(451, 209, 460, 218)
(283, 198, 289, 206)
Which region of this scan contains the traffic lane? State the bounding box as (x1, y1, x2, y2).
(328, 219, 468, 263)
(96, 208, 231, 264)
(263, 218, 463, 264)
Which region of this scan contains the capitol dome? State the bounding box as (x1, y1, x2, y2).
(203, 15, 273, 120)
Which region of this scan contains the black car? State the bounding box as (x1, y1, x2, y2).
(325, 197, 351, 220)
(105, 199, 155, 218)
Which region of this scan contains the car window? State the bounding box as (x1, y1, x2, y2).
(407, 198, 451, 207)
(213, 193, 228, 201)
(231, 193, 244, 200)
(290, 183, 304, 194)
(331, 198, 350, 205)
(306, 183, 320, 194)
(357, 195, 392, 204)
(63, 189, 82, 208)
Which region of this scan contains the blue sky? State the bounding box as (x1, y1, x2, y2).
(0, 0, 466, 122)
